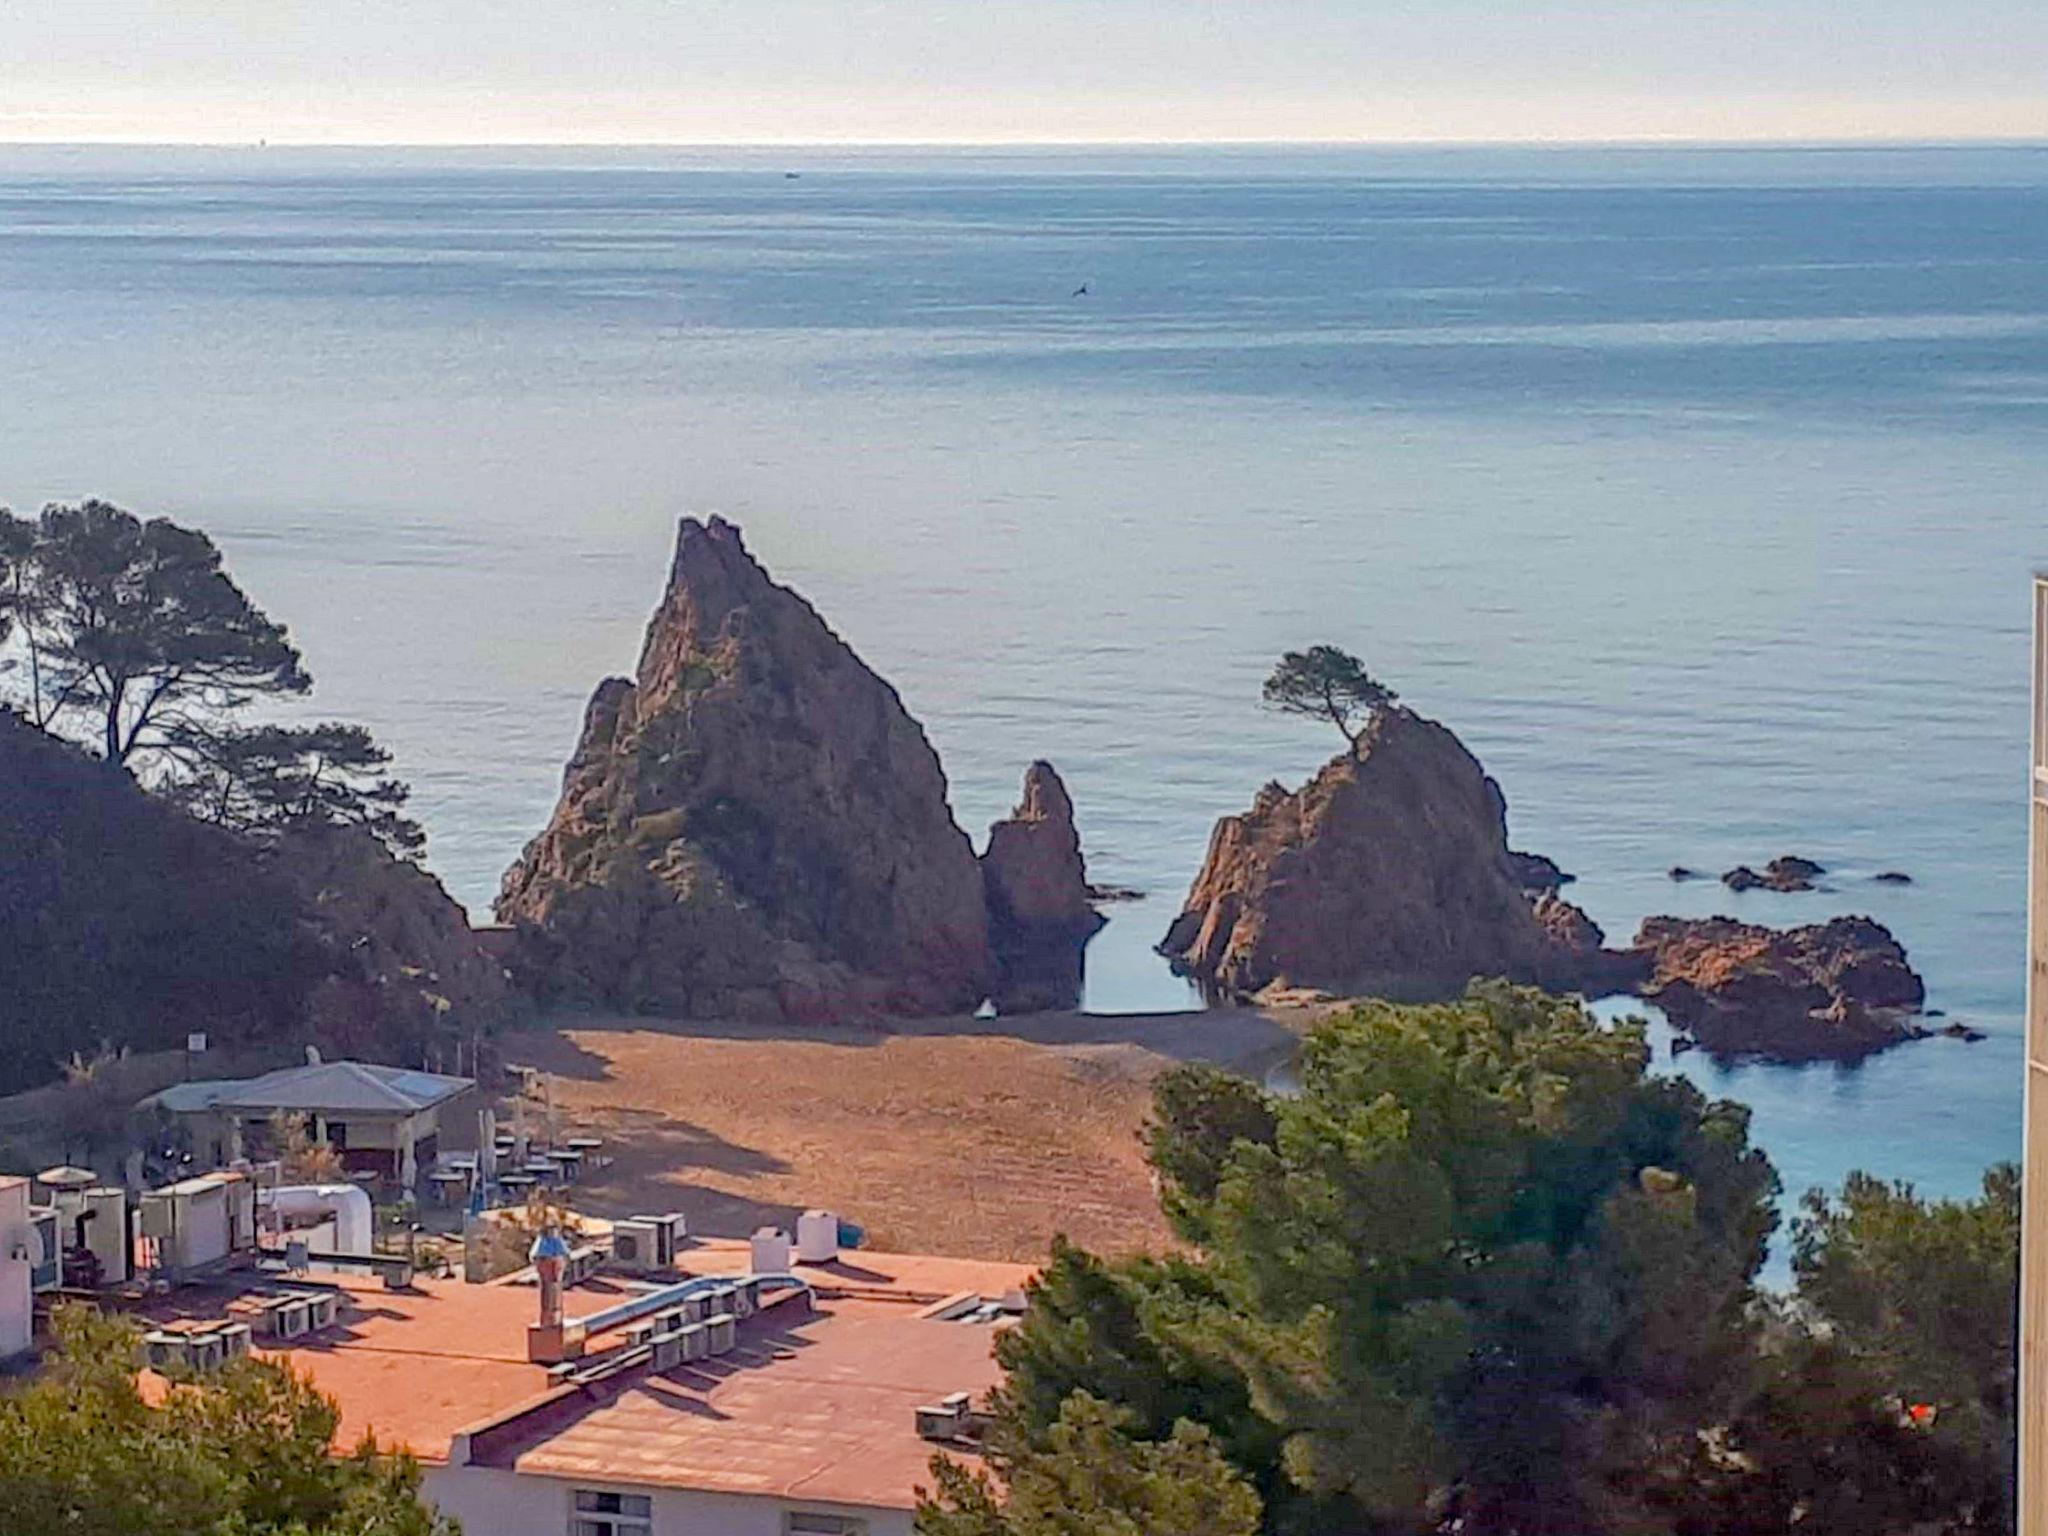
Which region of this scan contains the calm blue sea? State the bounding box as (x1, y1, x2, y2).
(4, 143, 2044, 1241)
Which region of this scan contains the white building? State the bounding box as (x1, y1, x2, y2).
(131, 1234, 1031, 1536)
(2024, 576, 2048, 1536)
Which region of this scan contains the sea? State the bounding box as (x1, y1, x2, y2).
(4, 142, 2045, 1250)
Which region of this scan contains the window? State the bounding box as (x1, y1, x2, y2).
(572, 1489, 651, 1536)
(323, 1121, 348, 1149)
(785, 1514, 868, 1536)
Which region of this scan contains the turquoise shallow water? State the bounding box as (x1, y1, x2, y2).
(3, 142, 2044, 1235)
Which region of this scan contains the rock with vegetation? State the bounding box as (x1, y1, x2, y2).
(0, 709, 510, 1093)
(981, 761, 1105, 1012)
(497, 516, 993, 1020)
(1159, 706, 1597, 1001)
(1631, 913, 1926, 1058)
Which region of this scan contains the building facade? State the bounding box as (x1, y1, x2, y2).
(2026, 577, 2048, 1536)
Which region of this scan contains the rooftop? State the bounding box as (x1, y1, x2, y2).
(137, 1240, 1033, 1512)
(144, 1060, 474, 1117)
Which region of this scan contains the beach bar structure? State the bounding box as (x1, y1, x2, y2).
(2026, 576, 2048, 1535)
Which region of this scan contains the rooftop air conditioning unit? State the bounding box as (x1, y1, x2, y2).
(651, 1308, 685, 1337)
(609, 1220, 662, 1274)
(627, 1212, 687, 1269)
(216, 1322, 252, 1362)
(706, 1311, 737, 1355)
(301, 1291, 340, 1332)
(183, 1332, 225, 1374)
(678, 1320, 709, 1361)
(564, 1245, 601, 1287)
(144, 1331, 190, 1372)
(651, 1334, 685, 1370)
(682, 1292, 711, 1324)
(266, 1296, 311, 1340)
(704, 1283, 735, 1317)
(625, 1321, 657, 1348)
(916, 1391, 977, 1442)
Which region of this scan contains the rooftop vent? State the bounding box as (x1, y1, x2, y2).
(795, 1209, 838, 1265)
(706, 1312, 737, 1355)
(915, 1391, 978, 1443)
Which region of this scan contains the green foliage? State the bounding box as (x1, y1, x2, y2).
(1261, 645, 1396, 745)
(166, 719, 426, 859)
(1, 500, 310, 768)
(1788, 1163, 2020, 1529)
(0, 1304, 457, 1536)
(917, 1392, 1261, 1536)
(977, 985, 2020, 1533)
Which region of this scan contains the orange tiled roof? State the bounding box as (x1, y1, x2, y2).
(135, 1239, 1032, 1510)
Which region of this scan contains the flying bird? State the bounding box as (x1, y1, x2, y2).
(1072, 283, 1090, 298)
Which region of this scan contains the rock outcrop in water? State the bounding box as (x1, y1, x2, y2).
(1630, 913, 1926, 1059)
(1159, 706, 1597, 1001)
(0, 710, 511, 1092)
(496, 516, 994, 1020)
(981, 761, 1104, 1011)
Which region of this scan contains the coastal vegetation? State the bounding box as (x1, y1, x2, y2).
(921, 985, 2017, 1535)
(0, 500, 510, 1094)
(1260, 644, 1397, 746)
(0, 1304, 453, 1535)
(0, 500, 420, 855)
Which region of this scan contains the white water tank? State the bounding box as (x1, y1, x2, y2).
(795, 1209, 838, 1265)
(750, 1226, 792, 1274)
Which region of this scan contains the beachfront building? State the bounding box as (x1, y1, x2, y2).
(143, 1059, 475, 1194)
(129, 1231, 1029, 1536)
(2027, 576, 2048, 1536)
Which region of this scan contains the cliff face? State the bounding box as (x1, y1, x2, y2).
(496, 516, 993, 1019)
(0, 711, 511, 1092)
(1160, 707, 1591, 1001)
(982, 761, 1104, 1011)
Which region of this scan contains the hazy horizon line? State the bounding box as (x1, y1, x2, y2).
(7, 133, 2048, 152)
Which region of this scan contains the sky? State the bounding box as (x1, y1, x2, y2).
(2, 0, 2045, 145)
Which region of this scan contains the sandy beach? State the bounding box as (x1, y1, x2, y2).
(494, 1002, 1323, 1262)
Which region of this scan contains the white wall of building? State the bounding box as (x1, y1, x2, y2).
(422, 1464, 911, 1536)
(0, 1177, 33, 1360)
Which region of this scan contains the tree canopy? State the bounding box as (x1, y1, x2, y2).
(0, 1304, 456, 1536)
(1261, 645, 1396, 745)
(0, 500, 310, 768)
(1, 501, 424, 857)
(167, 720, 426, 858)
(939, 984, 2018, 1535)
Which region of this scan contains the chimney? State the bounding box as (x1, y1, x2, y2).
(525, 1226, 584, 1365)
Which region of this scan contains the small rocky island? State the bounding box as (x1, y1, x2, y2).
(1161, 703, 1934, 1063)
(497, 516, 1101, 1019)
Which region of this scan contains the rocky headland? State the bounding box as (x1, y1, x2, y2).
(0, 710, 511, 1093)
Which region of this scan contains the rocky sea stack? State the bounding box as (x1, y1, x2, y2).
(496, 516, 995, 1020)
(981, 761, 1105, 1011)
(1160, 705, 1600, 1001)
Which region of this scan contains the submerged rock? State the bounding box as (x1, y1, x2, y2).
(496, 516, 993, 1020)
(1722, 856, 1826, 893)
(981, 761, 1105, 1012)
(1631, 913, 1925, 1060)
(1159, 707, 1596, 1001)
(1873, 870, 1914, 885)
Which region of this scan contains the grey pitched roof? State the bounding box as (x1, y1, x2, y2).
(146, 1061, 473, 1117)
